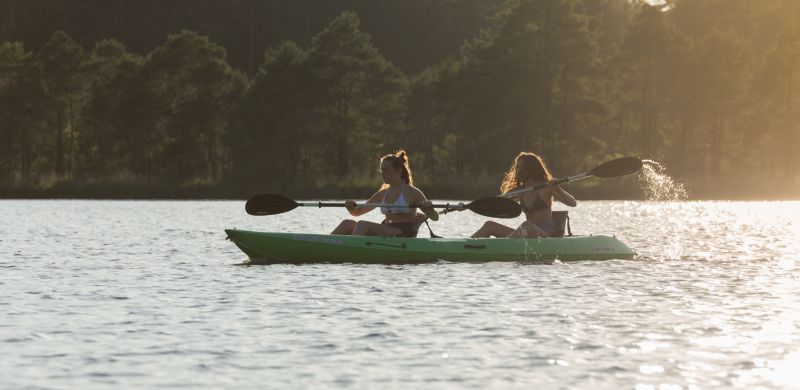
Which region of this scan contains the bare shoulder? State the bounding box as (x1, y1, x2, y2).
(368, 189, 386, 202)
(406, 185, 427, 200)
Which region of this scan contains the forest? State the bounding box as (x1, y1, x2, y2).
(1, 0, 799, 199)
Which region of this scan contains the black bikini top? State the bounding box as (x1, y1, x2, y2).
(521, 190, 548, 212)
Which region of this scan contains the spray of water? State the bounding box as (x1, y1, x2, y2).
(640, 160, 689, 201)
(517, 228, 550, 263)
(639, 160, 689, 260)
(520, 227, 532, 261)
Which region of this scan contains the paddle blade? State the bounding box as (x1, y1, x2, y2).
(466, 197, 522, 218)
(588, 157, 642, 178)
(245, 194, 299, 215)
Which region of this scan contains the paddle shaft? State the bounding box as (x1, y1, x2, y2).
(500, 157, 642, 198)
(501, 173, 589, 198)
(294, 201, 474, 210)
(245, 194, 521, 218)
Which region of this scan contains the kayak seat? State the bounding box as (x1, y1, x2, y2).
(379, 213, 432, 238)
(551, 211, 572, 237)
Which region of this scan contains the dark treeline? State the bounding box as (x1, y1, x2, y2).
(0, 0, 500, 75)
(1, 0, 799, 199)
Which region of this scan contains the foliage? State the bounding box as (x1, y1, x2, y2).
(1, 1, 799, 197)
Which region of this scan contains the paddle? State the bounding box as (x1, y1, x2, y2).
(501, 157, 643, 197)
(245, 194, 521, 218)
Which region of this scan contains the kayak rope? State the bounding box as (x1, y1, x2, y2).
(566, 214, 572, 236)
(423, 219, 442, 238)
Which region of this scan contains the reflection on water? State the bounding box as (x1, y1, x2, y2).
(1, 200, 799, 389)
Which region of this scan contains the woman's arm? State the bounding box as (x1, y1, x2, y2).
(411, 187, 439, 221)
(550, 184, 577, 207)
(347, 190, 383, 216)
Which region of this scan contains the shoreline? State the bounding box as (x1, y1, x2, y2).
(2, 179, 798, 201)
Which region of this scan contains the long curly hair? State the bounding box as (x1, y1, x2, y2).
(499, 152, 553, 194)
(380, 149, 413, 189)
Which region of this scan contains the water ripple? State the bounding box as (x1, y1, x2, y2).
(1, 200, 799, 389)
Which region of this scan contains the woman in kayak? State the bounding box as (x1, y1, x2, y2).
(471, 152, 576, 238)
(331, 150, 438, 237)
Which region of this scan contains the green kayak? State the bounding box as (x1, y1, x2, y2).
(225, 229, 635, 264)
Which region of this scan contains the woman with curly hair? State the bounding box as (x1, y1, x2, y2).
(471, 152, 576, 238)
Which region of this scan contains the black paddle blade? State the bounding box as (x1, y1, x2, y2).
(245, 194, 299, 216)
(588, 157, 643, 178)
(466, 197, 521, 218)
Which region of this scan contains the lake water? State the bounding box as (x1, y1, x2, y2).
(2, 200, 799, 389)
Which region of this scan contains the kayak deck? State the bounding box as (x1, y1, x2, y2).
(225, 229, 635, 264)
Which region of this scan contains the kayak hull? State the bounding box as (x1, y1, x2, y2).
(225, 229, 635, 264)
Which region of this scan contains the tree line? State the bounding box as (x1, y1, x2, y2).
(1, 0, 798, 198)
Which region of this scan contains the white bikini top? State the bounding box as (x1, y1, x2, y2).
(381, 189, 412, 215)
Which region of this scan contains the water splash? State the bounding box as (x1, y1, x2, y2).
(640, 160, 689, 201)
(663, 236, 685, 261)
(520, 227, 532, 261)
(640, 160, 689, 259)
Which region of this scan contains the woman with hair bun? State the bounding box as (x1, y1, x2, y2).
(471, 152, 576, 238)
(331, 149, 438, 237)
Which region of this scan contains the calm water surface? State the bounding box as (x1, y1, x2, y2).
(2, 200, 799, 389)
